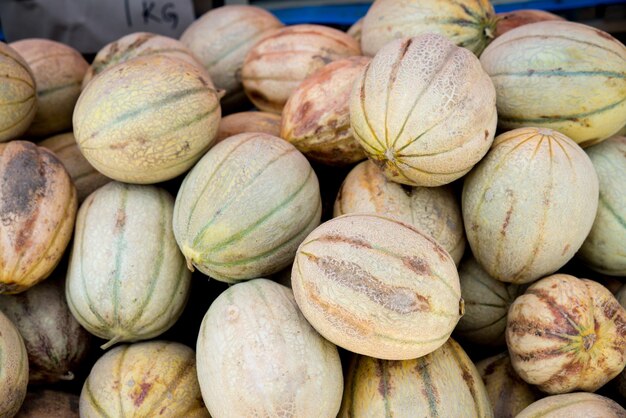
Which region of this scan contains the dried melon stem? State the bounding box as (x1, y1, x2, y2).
(182, 245, 200, 272)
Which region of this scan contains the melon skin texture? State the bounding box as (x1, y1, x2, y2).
(73, 55, 221, 184)
(215, 111, 281, 143)
(494, 10, 565, 38)
(339, 339, 493, 418)
(516, 392, 626, 418)
(360, 0, 497, 57)
(173, 133, 321, 283)
(39, 132, 110, 203)
(83, 32, 210, 88)
(455, 256, 524, 346)
(462, 127, 599, 284)
(577, 136, 626, 276)
(480, 21, 626, 147)
(281, 56, 369, 166)
(66, 182, 191, 348)
(334, 160, 465, 265)
(180, 5, 283, 109)
(0, 276, 91, 384)
(10, 39, 88, 137)
(0, 42, 37, 142)
(347, 18, 363, 43)
(0, 140, 77, 294)
(0, 310, 28, 418)
(80, 341, 209, 417)
(242, 24, 360, 113)
(16, 390, 79, 418)
(617, 285, 626, 398)
(475, 352, 536, 418)
(507, 274, 626, 394)
(292, 213, 462, 360)
(197, 279, 343, 418)
(350, 34, 497, 187)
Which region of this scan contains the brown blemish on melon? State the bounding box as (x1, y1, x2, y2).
(316, 234, 372, 249)
(501, 206, 513, 235)
(1, 145, 47, 223)
(402, 256, 431, 275)
(593, 28, 614, 41)
(561, 244, 570, 256)
(114, 210, 126, 231)
(133, 382, 153, 407)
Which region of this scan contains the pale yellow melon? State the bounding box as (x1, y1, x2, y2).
(350, 34, 496, 187)
(215, 111, 281, 143)
(463, 127, 599, 284)
(0, 310, 28, 418)
(347, 18, 363, 43)
(516, 393, 626, 418)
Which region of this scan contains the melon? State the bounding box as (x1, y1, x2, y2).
(494, 10, 565, 37)
(618, 285, 626, 398)
(9, 39, 88, 137)
(39, 132, 110, 203)
(454, 256, 524, 346)
(480, 21, 626, 147)
(577, 136, 626, 276)
(180, 5, 283, 110)
(173, 133, 321, 283)
(462, 127, 599, 284)
(0, 310, 28, 418)
(292, 213, 463, 360)
(507, 274, 626, 394)
(475, 352, 536, 418)
(66, 182, 191, 349)
(350, 34, 497, 187)
(80, 341, 208, 417)
(347, 18, 363, 43)
(0, 42, 37, 142)
(73, 55, 221, 184)
(215, 111, 281, 143)
(0, 275, 91, 384)
(16, 390, 79, 418)
(360, 0, 497, 57)
(242, 24, 360, 113)
(281, 56, 369, 165)
(516, 393, 626, 418)
(0, 140, 77, 294)
(339, 339, 493, 417)
(334, 160, 465, 264)
(83, 32, 209, 88)
(197, 279, 343, 417)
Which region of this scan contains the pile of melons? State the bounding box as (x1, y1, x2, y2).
(0, 0, 625, 417)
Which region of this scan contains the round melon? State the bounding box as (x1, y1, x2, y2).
(339, 339, 492, 417)
(180, 5, 283, 110)
(215, 111, 281, 143)
(347, 18, 363, 43)
(0, 275, 91, 384)
(350, 34, 497, 187)
(334, 160, 465, 264)
(292, 213, 463, 360)
(242, 24, 360, 113)
(577, 136, 626, 276)
(281, 56, 369, 165)
(475, 352, 536, 418)
(494, 10, 565, 37)
(173, 133, 321, 283)
(73, 55, 221, 184)
(83, 32, 209, 88)
(39, 132, 110, 203)
(516, 393, 626, 418)
(462, 127, 599, 284)
(9, 39, 88, 137)
(507, 274, 626, 394)
(197, 279, 343, 417)
(0, 42, 37, 142)
(0, 310, 28, 418)
(16, 390, 79, 418)
(0, 140, 77, 294)
(66, 182, 191, 348)
(480, 21, 626, 147)
(360, 0, 497, 57)
(454, 255, 524, 346)
(81, 341, 208, 417)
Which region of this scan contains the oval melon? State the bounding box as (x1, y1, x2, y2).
(507, 274, 626, 394)
(480, 21, 626, 147)
(350, 34, 497, 187)
(0, 140, 77, 294)
(0, 310, 28, 418)
(215, 111, 281, 143)
(462, 127, 598, 284)
(197, 279, 343, 417)
(292, 213, 462, 360)
(16, 390, 79, 418)
(494, 10, 564, 37)
(66, 182, 191, 348)
(516, 393, 626, 418)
